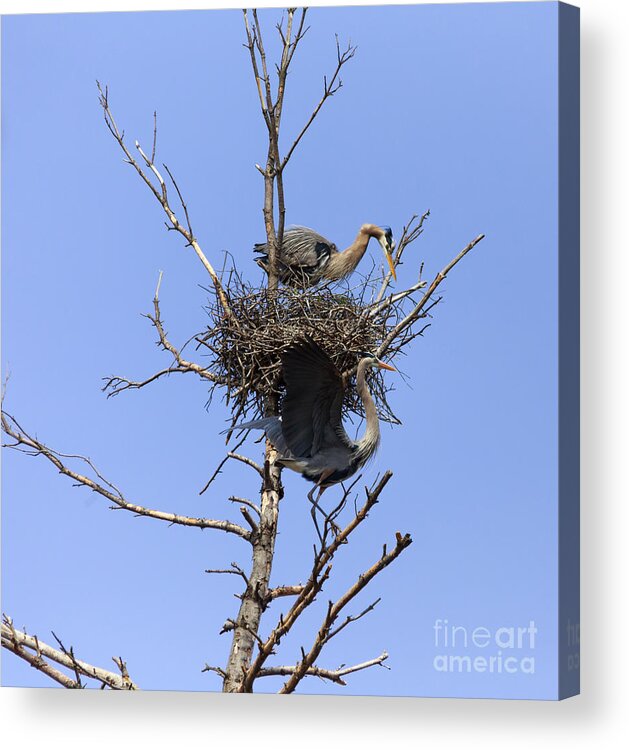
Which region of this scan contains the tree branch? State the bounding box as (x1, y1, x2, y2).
(257, 651, 389, 686)
(103, 282, 225, 398)
(373, 210, 431, 304)
(1, 616, 139, 690)
(367, 278, 428, 318)
(279, 532, 411, 693)
(377, 233, 485, 358)
(149, 277, 224, 380)
(202, 664, 227, 678)
(325, 597, 382, 642)
(96, 82, 233, 319)
(268, 584, 305, 600)
(244, 9, 281, 287)
(280, 35, 357, 171)
(242, 10, 272, 130)
(227, 451, 264, 477)
(240, 505, 259, 534)
(103, 366, 193, 397)
(227, 496, 261, 517)
(205, 562, 249, 587)
(1, 411, 252, 541)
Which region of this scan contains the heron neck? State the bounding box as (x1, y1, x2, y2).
(356, 360, 381, 459)
(326, 226, 374, 280)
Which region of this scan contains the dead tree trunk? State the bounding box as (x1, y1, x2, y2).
(223, 443, 282, 692)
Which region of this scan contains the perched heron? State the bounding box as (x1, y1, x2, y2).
(228, 336, 395, 531)
(254, 224, 396, 287)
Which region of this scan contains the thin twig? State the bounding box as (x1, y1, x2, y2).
(199, 434, 248, 496)
(205, 562, 249, 586)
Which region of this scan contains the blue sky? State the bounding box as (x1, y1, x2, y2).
(2, 2, 560, 698)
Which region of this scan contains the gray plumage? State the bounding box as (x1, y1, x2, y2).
(254, 226, 336, 286)
(254, 224, 395, 287)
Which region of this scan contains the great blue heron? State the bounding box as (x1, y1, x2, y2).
(254, 223, 396, 287)
(227, 336, 395, 532)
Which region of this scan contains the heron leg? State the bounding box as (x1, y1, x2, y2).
(307, 485, 326, 544)
(307, 477, 341, 542)
(324, 510, 342, 538)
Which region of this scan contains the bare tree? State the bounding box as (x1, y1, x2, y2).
(2, 8, 483, 693)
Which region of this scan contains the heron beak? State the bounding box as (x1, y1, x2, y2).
(378, 361, 396, 372)
(378, 236, 397, 281)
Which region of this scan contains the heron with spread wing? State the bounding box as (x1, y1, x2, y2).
(228, 336, 395, 532)
(254, 223, 396, 287)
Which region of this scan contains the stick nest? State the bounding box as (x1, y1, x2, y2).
(198, 273, 409, 429)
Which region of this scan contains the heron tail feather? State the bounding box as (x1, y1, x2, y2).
(221, 416, 288, 454)
(254, 256, 269, 273)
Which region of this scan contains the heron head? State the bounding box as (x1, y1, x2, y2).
(381, 226, 394, 248)
(358, 352, 396, 372)
(377, 225, 396, 281)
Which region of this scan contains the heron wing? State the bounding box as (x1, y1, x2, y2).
(255, 227, 334, 269)
(282, 227, 335, 269)
(280, 336, 352, 458)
